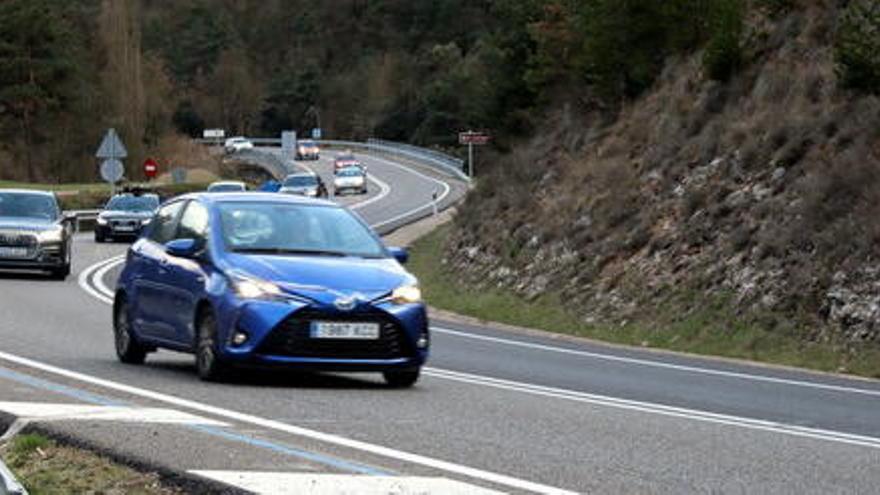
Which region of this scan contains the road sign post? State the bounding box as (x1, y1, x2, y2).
(459, 131, 490, 178)
(96, 129, 128, 193)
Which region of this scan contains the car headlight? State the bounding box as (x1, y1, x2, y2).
(140, 218, 152, 226)
(97, 217, 108, 225)
(38, 226, 64, 243)
(391, 284, 422, 304)
(228, 270, 282, 300)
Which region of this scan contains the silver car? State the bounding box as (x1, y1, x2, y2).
(0, 190, 75, 280)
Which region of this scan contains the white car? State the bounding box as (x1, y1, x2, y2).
(207, 181, 247, 193)
(333, 166, 368, 195)
(224, 137, 254, 154)
(279, 173, 327, 198)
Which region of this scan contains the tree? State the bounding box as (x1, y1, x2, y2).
(0, 0, 79, 180)
(836, 0, 880, 94)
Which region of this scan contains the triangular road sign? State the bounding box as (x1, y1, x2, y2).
(96, 128, 128, 159)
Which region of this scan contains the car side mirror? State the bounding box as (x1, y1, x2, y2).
(165, 238, 199, 258)
(388, 247, 408, 265)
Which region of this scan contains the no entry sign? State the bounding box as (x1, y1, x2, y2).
(143, 158, 159, 179)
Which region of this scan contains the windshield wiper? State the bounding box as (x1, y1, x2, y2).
(231, 247, 348, 257)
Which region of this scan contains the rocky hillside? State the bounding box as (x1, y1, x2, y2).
(445, 2, 880, 347)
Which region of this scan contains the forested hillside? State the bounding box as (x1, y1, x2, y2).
(0, 0, 543, 182)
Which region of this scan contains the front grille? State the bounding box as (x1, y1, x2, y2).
(0, 231, 36, 247)
(257, 309, 412, 360)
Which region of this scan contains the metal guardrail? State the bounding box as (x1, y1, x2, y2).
(0, 457, 27, 495)
(196, 136, 470, 182)
(318, 139, 470, 182)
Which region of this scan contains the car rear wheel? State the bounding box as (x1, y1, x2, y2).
(114, 298, 148, 364)
(383, 369, 420, 388)
(196, 309, 229, 382)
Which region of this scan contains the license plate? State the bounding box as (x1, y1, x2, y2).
(310, 322, 380, 340)
(114, 225, 135, 232)
(0, 247, 29, 258)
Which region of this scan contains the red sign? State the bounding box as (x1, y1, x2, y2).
(459, 131, 491, 145)
(143, 158, 159, 179)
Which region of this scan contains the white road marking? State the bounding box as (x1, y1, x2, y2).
(0, 351, 577, 495)
(77, 255, 122, 304)
(0, 402, 227, 425)
(363, 155, 451, 230)
(190, 471, 507, 495)
(432, 327, 880, 398)
(424, 368, 880, 449)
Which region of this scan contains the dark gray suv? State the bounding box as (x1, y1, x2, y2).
(0, 190, 75, 280)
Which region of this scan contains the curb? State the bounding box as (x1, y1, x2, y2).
(0, 458, 26, 495)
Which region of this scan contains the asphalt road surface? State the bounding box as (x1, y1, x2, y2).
(0, 152, 879, 494)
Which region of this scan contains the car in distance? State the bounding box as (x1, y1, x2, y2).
(333, 152, 361, 172)
(279, 173, 327, 198)
(224, 137, 254, 154)
(0, 189, 75, 280)
(207, 181, 247, 193)
(95, 193, 160, 243)
(113, 193, 428, 386)
(295, 140, 320, 161)
(333, 166, 368, 195)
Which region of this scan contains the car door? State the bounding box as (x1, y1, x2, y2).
(130, 200, 186, 342)
(163, 200, 212, 346)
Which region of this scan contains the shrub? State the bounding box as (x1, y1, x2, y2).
(835, 0, 880, 94)
(703, 0, 746, 82)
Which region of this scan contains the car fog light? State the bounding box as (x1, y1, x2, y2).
(232, 331, 249, 346)
(417, 336, 429, 349)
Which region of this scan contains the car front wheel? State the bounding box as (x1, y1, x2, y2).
(383, 369, 420, 388)
(196, 309, 229, 382)
(114, 298, 148, 364)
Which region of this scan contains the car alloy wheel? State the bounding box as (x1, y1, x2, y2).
(114, 298, 147, 364)
(196, 310, 229, 381)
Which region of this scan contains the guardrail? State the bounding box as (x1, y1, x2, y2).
(197, 136, 470, 183)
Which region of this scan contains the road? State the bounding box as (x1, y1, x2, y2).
(0, 151, 879, 494)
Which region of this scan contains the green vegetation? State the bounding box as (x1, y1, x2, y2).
(410, 225, 880, 378)
(835, 0, 880, 94)
(3, 433, 180, 494)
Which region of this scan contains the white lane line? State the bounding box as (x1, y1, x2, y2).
(190, 471, 507, 495)
(0, 402, 227, 426)
(77, 255, 123, 304)
(423, 368, 880, 450)
(362, 155, 451, 230)
(0, 350, 575, 495)
(433, 327, 880, 398)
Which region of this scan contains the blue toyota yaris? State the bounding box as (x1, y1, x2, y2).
(113, 193, 429, 387)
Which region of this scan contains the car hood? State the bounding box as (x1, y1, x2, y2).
(0, 217, 57, 231)
(224, 253, 412, 304)
(100, 210, 154, 219)
(335, 176, 365, 184)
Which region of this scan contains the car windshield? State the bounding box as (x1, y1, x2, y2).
(106, 195, 158, 212)
(337, 167, 364, 177)
(284, 176, 318, 187)
(209, 183, 245, 192)
(218, 202, 385, 258)
(0, 192, 58, 220)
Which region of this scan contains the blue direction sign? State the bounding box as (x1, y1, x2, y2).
(312, 128, 322, 140)
(96, 128, 128, 159)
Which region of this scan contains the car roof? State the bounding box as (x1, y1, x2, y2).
(182, 192, 337, 207)
(284, 172, 317, 178)
(0, 189, 56, 197)
(209, 181, 246, 186)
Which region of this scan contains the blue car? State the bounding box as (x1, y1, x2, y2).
(113, 193, 429, 387)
